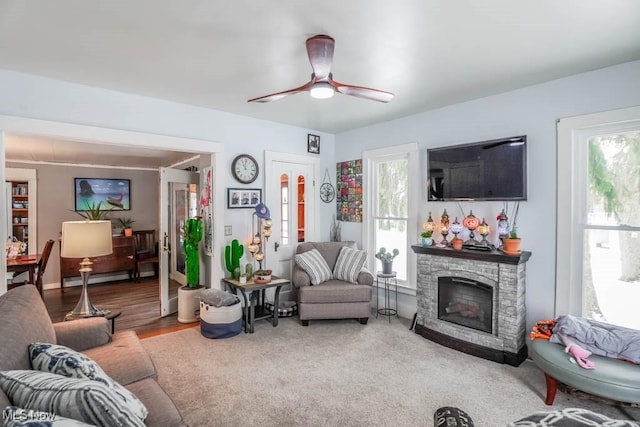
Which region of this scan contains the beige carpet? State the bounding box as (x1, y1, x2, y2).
(141, 315, 639, 426)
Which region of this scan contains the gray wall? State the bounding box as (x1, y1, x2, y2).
(6, 161, 159, 287)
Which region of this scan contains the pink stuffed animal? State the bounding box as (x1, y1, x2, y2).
(558, 333, 595, 369)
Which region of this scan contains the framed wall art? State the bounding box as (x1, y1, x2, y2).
(227, 188, 261, 209)
(74, 178, 131, 211)
(336, 159, 363, 222)
(307, 134, 320, 154)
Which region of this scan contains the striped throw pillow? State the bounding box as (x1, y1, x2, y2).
(333, 246, 367, 283)
(29, 343, 148, 421)
(294, 248, 332, 285)
(0, 370, 145, 427)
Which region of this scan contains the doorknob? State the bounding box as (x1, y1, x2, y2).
(163, 232, 171, 253)
(274, 242, 280, 252)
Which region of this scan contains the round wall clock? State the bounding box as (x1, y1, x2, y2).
(231, 154, 259, 184)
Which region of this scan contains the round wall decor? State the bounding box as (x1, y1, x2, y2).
(319, 168, 335, 203)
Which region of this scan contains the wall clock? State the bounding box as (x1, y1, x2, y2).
(231, 154, 259, 184)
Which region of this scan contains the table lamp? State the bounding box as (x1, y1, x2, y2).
(62, 220, 113, 320)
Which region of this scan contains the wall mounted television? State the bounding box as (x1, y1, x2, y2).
(427, 135, 527, 201)
(74, 178, 131, 211)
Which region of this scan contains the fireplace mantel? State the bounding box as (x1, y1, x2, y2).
(411, 245, 531, 264)
(411, 245, 531, 366)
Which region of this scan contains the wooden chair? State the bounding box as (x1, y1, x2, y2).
(35, 239, 55, 296)
(133, 230, 160, 281)
(8, 239, 54, 298)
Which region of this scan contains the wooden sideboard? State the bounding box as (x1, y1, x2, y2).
(60, 235, 135, 286)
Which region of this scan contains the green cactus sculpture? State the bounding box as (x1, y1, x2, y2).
(225, 239, 244, 280)
(245, 263, 253, 279)
(184, 217, 203, 288)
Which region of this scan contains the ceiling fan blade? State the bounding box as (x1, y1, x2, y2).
(247, 80, 314, 103)
(306, 35, 335, 80)
(331, 80, 394, 103)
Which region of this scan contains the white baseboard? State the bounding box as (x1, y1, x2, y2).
(43, 271, 156, 290)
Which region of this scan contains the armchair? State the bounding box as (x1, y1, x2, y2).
(292, 241, 374, 326)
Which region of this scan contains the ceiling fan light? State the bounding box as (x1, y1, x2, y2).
(310, 82, 334, 99)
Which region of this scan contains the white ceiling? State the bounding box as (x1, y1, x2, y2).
(1, 0, 640, 166)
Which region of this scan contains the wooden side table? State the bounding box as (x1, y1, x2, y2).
(222, 276, 290, 333)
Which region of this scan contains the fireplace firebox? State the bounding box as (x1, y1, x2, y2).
(411, 245, 531, 366)
(438, 277, 492, 334)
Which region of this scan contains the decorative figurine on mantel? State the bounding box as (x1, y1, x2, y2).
(462, 210, 481, 246)
(477, 218, 492, 247)
(496, 208, 510, 249)
(438, 209, 450, 247)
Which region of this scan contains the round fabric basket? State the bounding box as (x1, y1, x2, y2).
(265, 301, 298, 318)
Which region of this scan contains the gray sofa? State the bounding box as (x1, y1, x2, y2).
(0, 285, 184, 426)
(292, 241, 374, 326)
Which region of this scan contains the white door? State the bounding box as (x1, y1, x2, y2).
(160, 167, 199, 316)
(265, 152, 319, 301)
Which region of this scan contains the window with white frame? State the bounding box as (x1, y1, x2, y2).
(363, 143, 419, 287)
(556, 106, 640, 329)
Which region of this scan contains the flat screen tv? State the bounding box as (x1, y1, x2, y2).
(427, 135, 527, 201)
(74, 178, 131, 211)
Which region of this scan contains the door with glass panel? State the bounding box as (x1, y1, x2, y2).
(583, 131, 640, 329)
(265, 161, 315, 281)
(159, 167, 199, 317)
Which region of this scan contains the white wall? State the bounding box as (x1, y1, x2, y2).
(0, 69, 337, 276)
(334, 60, 640, 328)
(2, 60, 639, 327)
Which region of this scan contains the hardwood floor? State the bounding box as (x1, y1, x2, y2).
(43, 277, 197, 337)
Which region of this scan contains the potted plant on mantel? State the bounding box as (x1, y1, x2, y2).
(420, 230, 433, 247)
(502, 202, 521, 255)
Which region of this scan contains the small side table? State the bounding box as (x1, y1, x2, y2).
(64, 310, 121, 334)
(376, 272, 398, 322)
(105, 310, 122, 334)
(222, 276, 290, 334)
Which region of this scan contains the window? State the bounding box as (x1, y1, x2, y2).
(363, 143, 419, 287)
(280, 174, 289, 246)
(556, 106, 640, 329)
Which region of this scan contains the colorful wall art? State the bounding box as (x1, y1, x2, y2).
(336, 159, 363, 222)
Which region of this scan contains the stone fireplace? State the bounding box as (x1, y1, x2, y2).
(411, 245, 531, 366)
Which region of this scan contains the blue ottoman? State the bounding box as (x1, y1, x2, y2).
(530, 338, 640, 405)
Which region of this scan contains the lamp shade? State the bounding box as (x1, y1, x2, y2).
(61, 220, 113, 258)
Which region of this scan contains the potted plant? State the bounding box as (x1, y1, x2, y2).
(451, 237, 464, 250)
(117, 217, 135, 237)
(178, 217, 204, 323)
(421, 230, 433, 247)
(503, 202, 521, 254)
(375, 247, 399, 274)
(74, 201, 111, 220)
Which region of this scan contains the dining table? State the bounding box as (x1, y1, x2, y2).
(7, 254, 40, 292)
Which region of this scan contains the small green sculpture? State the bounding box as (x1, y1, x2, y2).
(225, 239, 244, 280)
(184, 217, 203, 287)
(245, 263, 253, 279)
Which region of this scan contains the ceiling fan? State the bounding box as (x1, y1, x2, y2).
(248, 34, 394, 103)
